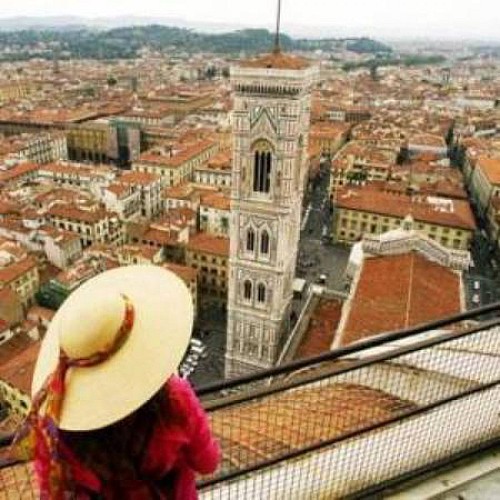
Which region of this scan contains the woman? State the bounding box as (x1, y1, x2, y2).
(14, 265, 220, 499)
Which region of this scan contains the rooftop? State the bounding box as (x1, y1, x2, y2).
(477, 156, 500, 185)
(339, 252, 462, 346)
(240, 52, 311, 71)
(336, 187, 476, 231)
(186, 233, 229, 257)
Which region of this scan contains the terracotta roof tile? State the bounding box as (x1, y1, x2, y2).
(210, 382, 415, 477)
(477, 156, 500, 185)
(187, 233, 229, 256)
(240, 52, 311, 70)
(0, 341, 40, 394)
(294, 298, 343, 360)
(163, 263, 198, 283)
(0, 256, 37, 285)
(340, 253, 462, 346)
(336, 187, 476, 231)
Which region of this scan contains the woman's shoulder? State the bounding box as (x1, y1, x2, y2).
(166, 375, 195, 401)
(163, 376, 201, 421)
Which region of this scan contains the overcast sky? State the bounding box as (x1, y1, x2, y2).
(1, 0, 499, 40)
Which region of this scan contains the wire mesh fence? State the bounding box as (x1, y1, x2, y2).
(1, 309, 500, 499)
(198, 320, 500, 498)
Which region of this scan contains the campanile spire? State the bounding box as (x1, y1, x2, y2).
(273, 0, 282, 54)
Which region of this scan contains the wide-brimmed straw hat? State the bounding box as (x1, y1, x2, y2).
(31, 265, 193, 431)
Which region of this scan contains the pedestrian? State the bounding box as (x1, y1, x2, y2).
(12, 265, 220, 500)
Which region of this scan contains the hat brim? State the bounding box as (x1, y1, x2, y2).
(32, 265, 193, 431)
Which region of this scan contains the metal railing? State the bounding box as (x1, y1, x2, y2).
(1, 302, 500, 499)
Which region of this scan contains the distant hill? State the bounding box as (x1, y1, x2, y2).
(0, 24, 393, 61)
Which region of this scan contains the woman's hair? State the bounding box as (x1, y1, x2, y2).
(61, 385, 169, 481)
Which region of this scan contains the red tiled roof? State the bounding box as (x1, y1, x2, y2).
(211, 382, 415, 477)
(0, 341, 40, 394)
(310, 122, 351, 139)
(163, 262, 198, 283)
(340, 253, 462, 346)
(241, 52, 311, 70)
(477, 156, 500, 185)
(139, 139, 216, 168)
(336, 187, 476, 231)
(294, 298, 343, 360)
(120, 171, 160, 186)
(47, 205, 110, 224)
(187, 233, 229, 256)
(142, 228, 177, 246)
(200, 192, 230, 211)
(0, 163, 38, 184)
(0, 256, 37, 285)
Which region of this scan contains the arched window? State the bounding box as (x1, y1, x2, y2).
(244, 280, 252, 300)
(246, 228, 255, 251)
(260, 230, 270, 255)
(257, 283, 266, 303)
(253, 143, 272, 193)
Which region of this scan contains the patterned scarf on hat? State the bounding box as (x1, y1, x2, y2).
(11, 294, 135, 500)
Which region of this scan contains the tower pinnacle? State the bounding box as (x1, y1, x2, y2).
(273, 0, 282, 54)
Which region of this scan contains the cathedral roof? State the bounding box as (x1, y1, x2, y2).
(240, 51, 311, 70)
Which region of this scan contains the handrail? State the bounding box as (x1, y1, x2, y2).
(201, 316, 500, 412)
(197, 301, 500, 396)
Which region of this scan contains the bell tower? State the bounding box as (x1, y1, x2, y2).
(225, 47, 318, 377)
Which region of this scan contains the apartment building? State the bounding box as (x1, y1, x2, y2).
(118, 171, 162, 219)
(199, 191, 231, 237)
(133, 139, 219, 187)
(46, 205, 123, 248)
(185, 233, 229, 307)
(334, 187, 476, 251)
(193, 150, 232, 187)
(0, 255, 39, 310)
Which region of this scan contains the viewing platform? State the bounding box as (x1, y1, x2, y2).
(2, 302, 500, 498)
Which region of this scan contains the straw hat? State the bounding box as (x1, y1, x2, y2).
(31, 265, 193, 431)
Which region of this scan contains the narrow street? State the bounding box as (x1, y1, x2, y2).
(298, 159, 350, 292)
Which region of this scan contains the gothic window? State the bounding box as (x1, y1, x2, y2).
(246, 228, 255, 251)
(244, 280, 252, 300)
(257, 283, 266, 303)
(253, 141, 272, 193)
(260, 230, 270, 255)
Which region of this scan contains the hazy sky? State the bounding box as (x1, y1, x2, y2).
(2, 0, 499, 40)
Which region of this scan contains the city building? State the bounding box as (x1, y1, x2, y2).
(101, 183, 142, 221)
(46, 205, 123, 248)
(334, 186, 476, 251)
(0, 255, 39, 311)
(118, 171, 162, 219)
(41, 228, 83, 270)
(162, 262, 199, 318)
(309, 122, 351, 158)
(193, 150, 232, 187)
(0, 336, 39, 416)
(133, 139, 219, 187)
(185, 233, 229, 308)
(225, 51, 318, 377)
(199, 191, 231, 236)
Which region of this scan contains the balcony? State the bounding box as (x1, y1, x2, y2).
(1, 303, 500, 498)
